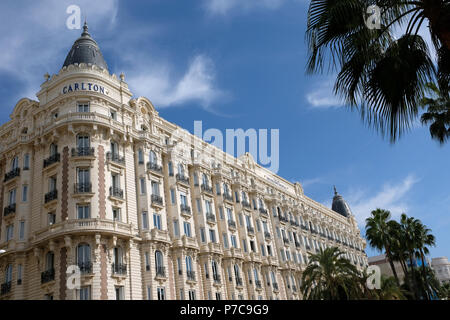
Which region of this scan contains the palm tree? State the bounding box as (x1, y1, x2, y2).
(365, 209, 400, 285)
(420, 82, 450, 144)
(377, 275, 406, 300)
(301, 247, 364, 299)
(306, 0, 450, 142)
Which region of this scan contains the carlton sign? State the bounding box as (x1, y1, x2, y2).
(62, 82, 109, 95)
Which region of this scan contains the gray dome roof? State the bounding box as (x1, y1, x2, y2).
(331, 186, 352, 218)
(62, 22, 108, 70)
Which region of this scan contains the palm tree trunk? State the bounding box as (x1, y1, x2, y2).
(408, 253, 420, 300)
(385, 248, 400, 286)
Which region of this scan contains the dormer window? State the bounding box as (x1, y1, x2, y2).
(78, 102, 90, 113)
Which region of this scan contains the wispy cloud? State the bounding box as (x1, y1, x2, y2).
(345, 174, 420, 226)
(306, 77, 344, 109)
(203, 0, 286, 15)
(127, 55, 225, 109)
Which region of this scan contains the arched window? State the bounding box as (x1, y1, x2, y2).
(155, 250, 164, 275)
(46, 251, 54, 271)
(5, 264, 13, 284)
(149, 151, 157, 165)
(77, 243, 91, 273)
(11, 156, 19, 170)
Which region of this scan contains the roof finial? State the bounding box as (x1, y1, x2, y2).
(82, 18, 90, 37)
(333, 185, 338, 195)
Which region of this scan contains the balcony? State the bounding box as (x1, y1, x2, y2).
(255, 280, 262, 289)
(180, 204, 191, 215)
(242, 201, 251, 209)
(4, 168, 20, 183)
(259, 208, 268, 216)
(112, 263, 127, 275)
(247, 226, 255, 235)
(301, 225, 308, 231)
(78, 262, 93, 274)
(109, 187, 124, 199)
(41, 268, 55, 284)
(273, 282, 279, 291)
(44, 190, 58, 203)
(228, 220, 236, 229)
(283, 237, 290, 245)
(176, 174, 189, 185)
(264, 231, 271, 239)
(106, 152, 125, 165)
(223, 193, 233, 202)
(43, 153, 60, 168)
(235, 277, 243, 286)
(156, 266, 166, 278)
(206, 213, 216, 224)
(71, 147, 95, 157)
(201, 184, 213, 194)
(151, 194, 163, 206)
(147, 162, 163, 174)
(3, 203, 16, 217)
(1, 282, 12, 296)
(74, 183, 92, 194)
(213, 274, 221, 284)
(186, 270, 196, 281)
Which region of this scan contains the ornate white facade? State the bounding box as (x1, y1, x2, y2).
(0, 25, 368, 300)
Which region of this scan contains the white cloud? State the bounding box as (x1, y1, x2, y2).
(127, 55, 225, 109)
(204, 0, 286, 15)
(345, 174, 419, 226)
(306, 77, 344, 108)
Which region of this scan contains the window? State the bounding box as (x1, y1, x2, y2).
(193, 173, 199, 186)
(78, 286, 91, 300)
(222, 233, 229, 248)
(8, 189, 16, 205)
(17, 264, 22, 285)
(215, 292, 221, 300)
(256, 219, 261, 232)
(22, 185, 28, 202)
(145, 252, 150, 271)
(5, 264, 12, 284)
(149, 151, 157, 165)
(77, 204, 90, 219)
(46, 251, 55, 271)
(226, 208, 233, 221)
(77, 135, 90, 149)
(177, 163, 185, 176)
(231, 235, 237, 248)
(168, 162, 174, 176)
(142, 212, 149, 229)
(115, 286, 124, 300)
(170, 189, 176, 204)
(77, 244, 91, 267)
(110, 141, 119, 157)
(180, 193, 187, 206)
(188, 290, 196, 300)
(238, 213, 243, 226)
(209, 229, 216, 243)
(215, 183, 220, 195)
(219, 207, 224, 220)
(267, 245, 272, 256)
(140, 178, 146, 194)
(113, 208, 121, 222)
(250, 240, 255, 252)
(151, 212, 162, 229)
(11, 156, 19, 170)
(6, 224, 14, 241)
(183, 222, 191, 237)
(200, 228, 206, 243)
(202, 173, 208, 186)
(48, 212, 56, 225)
(212, 260, 219, 279)
(173, 219, 180, 237)
(23, 154, 30, 170)
(157, 287, 166, 300)
(110, 109, 117, 120)
(138, 149, 144, 164)
(111, 173, 120, 190)
(186, 256, 193, 274)
(242, 239, 248, 253)
(19, 221, 25, 240)
(78, 102, 90, 112)
(48, 176, 57, 192)
(260, 244, 266, 256)
(155, 250, 164, 274)
(205, 200, 212, 214)
(196, 199, 202, 213)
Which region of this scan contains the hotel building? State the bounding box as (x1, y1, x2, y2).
(0, 24, 368, 300)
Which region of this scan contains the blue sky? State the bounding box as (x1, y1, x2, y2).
(0, 0, 449, 259)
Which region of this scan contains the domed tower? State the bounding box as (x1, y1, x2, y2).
(331, 186, 352, 218)
(62, 22, 108, 70)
